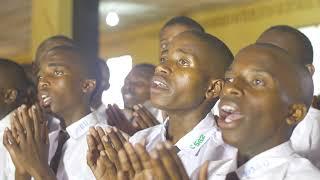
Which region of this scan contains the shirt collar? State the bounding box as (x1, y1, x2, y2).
(66, 112, 98, 139)
(175, 112, 217, 155)
(236, 141, 295, 178)
(0, 111, 13, 132)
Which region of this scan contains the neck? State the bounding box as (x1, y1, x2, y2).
(237, 124, 289, 167)
(166, 102, 212, 144)
(59, 104, 91, 128)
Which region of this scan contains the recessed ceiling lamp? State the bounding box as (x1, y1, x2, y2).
(106, 12, 119, 27)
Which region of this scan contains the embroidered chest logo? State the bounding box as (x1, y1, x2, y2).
(189, 134, 206, 149)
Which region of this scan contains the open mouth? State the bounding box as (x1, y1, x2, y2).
(151, 76, 170, 91)
(217, 102, 244, 129)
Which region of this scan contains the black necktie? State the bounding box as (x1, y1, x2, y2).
(49, 130, 70, 174)
(226, 171, 240, 180)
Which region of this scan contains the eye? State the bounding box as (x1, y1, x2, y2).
(225, 77, 234, 83)
(38, 75, 43, 81)
(160, 57, 167, 63)
(252, 79, 264, 86)
(54, 70, 64, 76)
(161, 43, 167, 50)
(178, 58, 190, 66)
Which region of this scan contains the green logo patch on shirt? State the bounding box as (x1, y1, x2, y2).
(189, 134, 206, 149)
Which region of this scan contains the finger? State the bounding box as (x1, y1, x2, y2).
(137, 104, 158, 126)
(3, 129, 19, 151)
(150, 151, 169, 180)
(113, 104, 129, 122)
(199, 161, 209, 180)
(109, 105, 127, 126)
(42, 121, 49, 144)
(118, 149, 135, 177)
(99, 151, 117, 176)
(86, 149, 96, 170)
(31, 105, 41, 141)
(135, 144, 151, 169)
(13, 111, 26, 142)
(102, 136, 121, 169)
(10, 112, 19, 140)
(20, 105, 33, 141)
(107, 104, 121, 124)
(124, 142, 143, 173)
(113, 127, 127, 144)
(156, 143, 181, 180)
(106, 106, 117, 126)
(106, 127, 124, 151)
(117, 171, 130, 180)
(89, 127, 104, 151)
(133, 115, 148, 129)
(165, 142, 189, 180)
(87, 134, 98, 152)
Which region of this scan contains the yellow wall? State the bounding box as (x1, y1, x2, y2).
(31, 0, 73, 60)
(99, 0, 320, 65)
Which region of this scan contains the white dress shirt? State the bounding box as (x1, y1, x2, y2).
(49, 112, 109, 180)
(0, 112, 14, 180)
(130, 112, 237, 176)
(291, 106, 320, 168)
(92, 104, 107, 124)
(192, 141, 320, 180)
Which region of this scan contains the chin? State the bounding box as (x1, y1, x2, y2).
(221, 131, 242, 148)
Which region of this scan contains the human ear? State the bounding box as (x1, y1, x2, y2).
(4, 89, 18, 104)
(286, 104, 308, 125)
(205, 79, 224, 99)
(82, 79, 97, 94)
(305, 64, 315, 76)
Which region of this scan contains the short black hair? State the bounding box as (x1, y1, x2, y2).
(162, 16, 205, 33)
(258, 25, 313, 65)
(35, 35, 76, 63)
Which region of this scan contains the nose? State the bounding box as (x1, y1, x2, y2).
(223, 82, 243, 97)
(38, 76, 50, 90)
(155, 63, 172, 75)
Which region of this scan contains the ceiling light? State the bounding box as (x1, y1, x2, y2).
(106, 12, 119, 27)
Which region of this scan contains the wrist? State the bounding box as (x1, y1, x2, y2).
(32, 165, 55, 180)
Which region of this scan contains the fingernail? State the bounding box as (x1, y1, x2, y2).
(106, 127, 112, 133)
(32, 105, 36, 110)
(112, 127, 118, 132)
(164, 141, 172, 149)
(133, 105, 139, 110)
(156, 143, 163, 150)
(150, 151, 158, 159)
(138, 104, 143, 108)
(100, 151, 106, 156)
(102, 135, 108, 142)
(21, 104, 26, 109)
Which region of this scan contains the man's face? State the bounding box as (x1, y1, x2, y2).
(160, 25, 192, 61)
(37, 50, 87, 115)
(151, 33, 211, 111)
(121, 68, 152, 109)
(218, 45, 294, 150)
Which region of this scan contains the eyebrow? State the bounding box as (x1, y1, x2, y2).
(47, 62, 71, 70)
(245, 69, 274, 78)
(177, 47, 194, 54)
